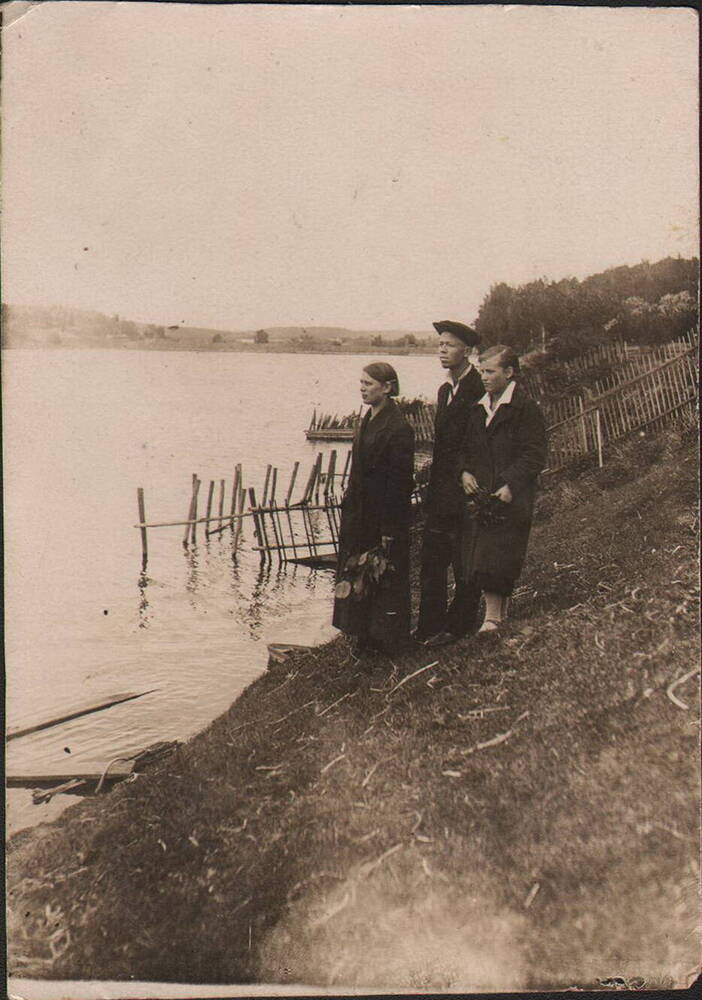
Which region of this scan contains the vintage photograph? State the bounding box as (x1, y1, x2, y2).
(3, 2, 699, 996)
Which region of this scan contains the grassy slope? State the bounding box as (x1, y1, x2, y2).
(8, 427, 700, 990)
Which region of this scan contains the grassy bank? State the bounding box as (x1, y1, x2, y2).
(8, 426, 700, 990)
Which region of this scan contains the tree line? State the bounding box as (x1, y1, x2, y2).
(474, 256, 699, 359)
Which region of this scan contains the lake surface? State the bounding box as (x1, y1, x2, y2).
(4, 349, 441, 833)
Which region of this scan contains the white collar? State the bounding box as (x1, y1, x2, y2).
(444, 362, 473, 392)
(479, 379, 516, 425)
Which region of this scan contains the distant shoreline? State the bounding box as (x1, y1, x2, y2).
(2, 341, 437, 357)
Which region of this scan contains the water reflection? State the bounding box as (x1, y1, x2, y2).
(137, 570, 150, 629)
(246, 560, 272, 639)
(184, 544, 200, 600)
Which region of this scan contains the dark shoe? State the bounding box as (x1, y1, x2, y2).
(423, 630, 460, 648)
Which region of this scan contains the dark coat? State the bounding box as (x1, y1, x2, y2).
(332, 399, 414, 647)
(424, 365, 484, 532)
(458, 383, 547, 592)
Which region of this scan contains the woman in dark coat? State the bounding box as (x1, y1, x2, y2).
(332, 362, 415, 654)
(458, 345, 547, 633)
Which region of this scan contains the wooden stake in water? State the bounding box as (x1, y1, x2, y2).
(183, 474, 198, 548)
(218, 479, 225, 529)
(313, 452, 323, 503)
(190, 477, 201, 544)
(284, 462, 300, 560)
(205, 480, 215, 537)
(230, 466, 240, 523)
(262, 464, 272, 507)
(137, 487, 148, 569)
(248, 487, 266, 561)
(234, 477, 245, 552)
(325, 450, 337, 501)
(301, 459, 317, 504)
(286, 461, 299, 505)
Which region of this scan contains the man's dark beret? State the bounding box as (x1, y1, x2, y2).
(432, 320, 481, 347)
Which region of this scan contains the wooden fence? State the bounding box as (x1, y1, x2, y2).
(523, 330, 696, 427)
(135, 335, 697, 562)
(306, 399, 436, 445)
(520, 339, 629, 399)
(546, 345, 698, 472)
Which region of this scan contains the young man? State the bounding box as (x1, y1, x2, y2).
(414, 319, 484, 646)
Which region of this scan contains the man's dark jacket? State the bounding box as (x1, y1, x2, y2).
(424, 365, 484, 533)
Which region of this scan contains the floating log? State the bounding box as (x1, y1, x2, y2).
(7, 689, 157, 743)
(288, 552, 337, 568)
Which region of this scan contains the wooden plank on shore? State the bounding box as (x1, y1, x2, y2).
(7, 689, 157, 742)
(7, 765, 134, 788)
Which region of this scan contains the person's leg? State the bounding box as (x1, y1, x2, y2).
(446, 531, 482, 636)
(416, 529, 451, 639)
(483, 591, 504, 623)
(477, 592, 510, 632)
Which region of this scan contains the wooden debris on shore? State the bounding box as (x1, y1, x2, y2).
(7, 690, 158, 743)
(11, 741, 181, 804)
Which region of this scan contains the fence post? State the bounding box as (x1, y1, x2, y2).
(578, 398, 587, 453)
(595, 409, 603, 468)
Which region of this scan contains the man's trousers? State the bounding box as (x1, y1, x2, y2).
(416, 526, 482, 639)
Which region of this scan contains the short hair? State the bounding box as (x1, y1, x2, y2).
(363, 361, 400, 397)
(479, 344, 521, 375)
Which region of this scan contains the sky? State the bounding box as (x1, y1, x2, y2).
(2, 2, 698, 331)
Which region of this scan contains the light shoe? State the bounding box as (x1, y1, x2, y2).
(477, 619, 500, 636)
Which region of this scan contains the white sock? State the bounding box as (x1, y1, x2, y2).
(484, 592, 503, 623)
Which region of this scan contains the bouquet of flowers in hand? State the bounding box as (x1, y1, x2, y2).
(465, 487, 510, 529)
(335, 545, 396, 601)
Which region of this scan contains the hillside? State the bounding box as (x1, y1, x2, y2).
(7, 424, 699, 991)
(1, 304, 429, 351)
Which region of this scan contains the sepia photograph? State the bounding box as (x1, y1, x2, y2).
(3, 2, 700, 996)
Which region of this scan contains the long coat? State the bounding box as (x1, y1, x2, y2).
(458, 383, 547, 593)
(332, 399, 415, 648)
(424, 366, 485, 533)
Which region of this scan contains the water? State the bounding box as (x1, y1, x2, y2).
(4, 348, 440, 833)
